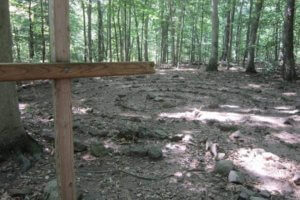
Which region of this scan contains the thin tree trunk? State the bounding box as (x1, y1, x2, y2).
(282, 0, 297, 81)
(243, 0, 253, 67)
(40, 0, 46, 62)
(13, 27, 21, 62)
(81, 1, 87, 62)
(97, 1, 104, 62)
(246, 0, 264, 73)
(206, 0, 219, 71)
(199, 0, 204, 63)
(108, 0, 112, 62)
(144, 13, 149, 61)
(113, 10, 120, 62)
(28, 0, 34, 60)
(274, 0, 280, 62)
(235, 0, 245, 64)
(87, 0, 93, 62)
(133, 6, 142, 61)
(117, 5, 124, 61)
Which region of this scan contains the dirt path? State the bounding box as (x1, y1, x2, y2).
(1, 65, 299, 200)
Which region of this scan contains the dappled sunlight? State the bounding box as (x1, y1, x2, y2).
(274, 105, 299, 114)
(282, 92, 297, 97)
(232, 148, 298, 195)
(247, 83, 262, 89)
(18, 103, 29, 114)
(118, 112, 152, 120)
(159, 108, 288, 128)
(272, 131, 300, 145)
(220, 104, 240, 109)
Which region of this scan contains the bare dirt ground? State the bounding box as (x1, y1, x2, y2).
(1, 64, 300, 200)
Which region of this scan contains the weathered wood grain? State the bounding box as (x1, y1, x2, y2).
(0, 62, 155, 81)
(50, 0, 76, 199)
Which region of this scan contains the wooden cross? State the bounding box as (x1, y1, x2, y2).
(0, 0, 154, 199)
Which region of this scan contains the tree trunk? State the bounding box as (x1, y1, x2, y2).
(13, 26, 21, 62)
(282, 0, 297, 81)
(206, 0, 219, 71)
(40, 0, 46, 63)
(199, 0, 204, 63)
(133, 6, 142, 61)
(81, 1, 87, 62)
(274, 0, 280, 62)
(28, 0, 35, 61)
(0, 0, 41, 160)
(235, 0, 245, 64)
(113, 11, 120, 62)
(108, 0, 112, 62)
(97, 1, 104, 62)
(243, 0, 253, 67)
(221, 0, 236, 66)
(246, 0, 264, 73)
(117, 4, 124, 61)
(144, 13, 149, 61)
(87, 0, 93, 62)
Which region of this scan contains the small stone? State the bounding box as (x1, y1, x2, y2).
(74, 139, 88, 152)
(147, 146, 163, 160)
(229, 130, 242, 141)
(153, 129, 168, 139)
(214, 160, 234, 175)
(125, 145, 148, 157)
(170, 134, 184, 142)
(217, 153, 226, 160)
(238, 192, 249, 200)
(249, 197, 268, 200)
(284, 118, 295, 125)
(89, 143, 109, 157)
(292, 171, 300, 185)
(258, 190, 271, 198)
(228, 170, 245, 184)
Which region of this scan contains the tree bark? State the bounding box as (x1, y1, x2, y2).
(28, 0, 35, 61)
(133, 6, 142, 61)
(40, 0, 46, 63)
(0, 0, 41, 160)
(87, 0, 93, 62)
(206, 0, 219, 71)
(246, 0, 264, 73)
(108, 0, 112, 62)
(282, 0, 297, 81)
(144, 12, 149, 62)
(81, 1, 87, 62)
(235, 0, 245, 64)
(243, 0, 253, 67)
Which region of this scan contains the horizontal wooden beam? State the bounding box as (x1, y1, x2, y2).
(0, 62, 155, 81)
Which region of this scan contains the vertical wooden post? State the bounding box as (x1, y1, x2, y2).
(49, 0, 76, 199)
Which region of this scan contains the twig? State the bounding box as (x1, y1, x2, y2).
(78, 168, 203, 181)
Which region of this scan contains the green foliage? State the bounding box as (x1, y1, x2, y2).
(8, 0, 300, 67)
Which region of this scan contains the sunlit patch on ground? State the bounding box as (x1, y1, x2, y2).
(160, 109, 288, 128)
(272, 131, 300, 145)
(232, 148, 299, 196)
(18, 103, 28, 114)
(282, 92, 297, 97)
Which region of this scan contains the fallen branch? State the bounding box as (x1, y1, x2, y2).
(78, 168, 203, 181)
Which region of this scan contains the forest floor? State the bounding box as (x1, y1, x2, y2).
(0, 64, 300, 200)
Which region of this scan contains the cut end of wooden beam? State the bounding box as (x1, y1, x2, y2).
(0, 62, 155, 82)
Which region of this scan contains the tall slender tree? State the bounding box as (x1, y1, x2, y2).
(282, 0, 297, 81)
(246, 0, 264, 73)
(206, 0, 219, 71)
